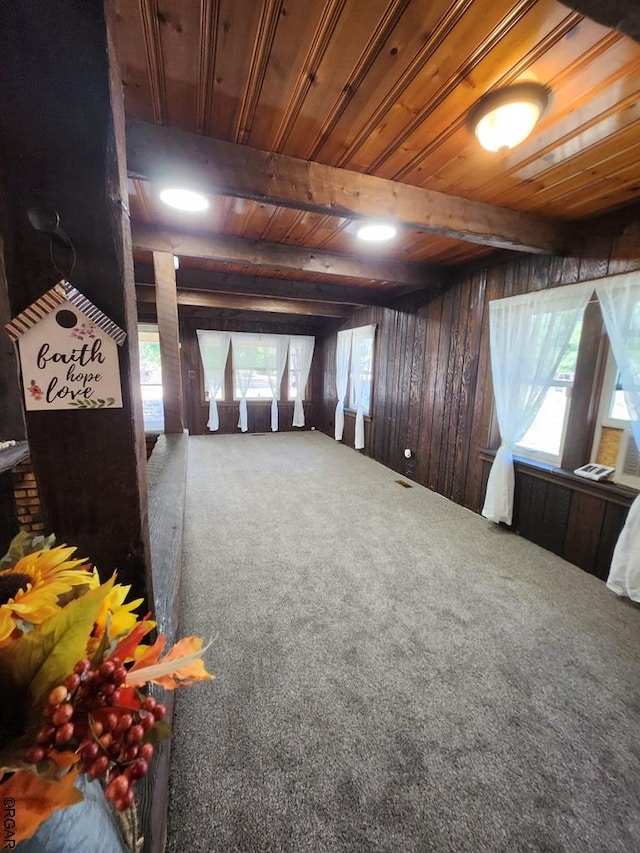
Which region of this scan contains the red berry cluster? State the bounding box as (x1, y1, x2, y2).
(25, 658, 166, 812)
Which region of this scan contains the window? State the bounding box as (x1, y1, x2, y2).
(515, 320, 582, 464)
(138, 324, 163, 431)
(335, 324, 376, 451)
(598, 348, 632, 428)
(288, 336, 315, 402)
(616, 429, 640, 489)
(496, 274, 639, 491)
(195, 332, 314, 406)
(231, 335, 288, 401)
(348, 325, 375, 416)
(592, 346, 640, 487)
(196, 330, 230, 403)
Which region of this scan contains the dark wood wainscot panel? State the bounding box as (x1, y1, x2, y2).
(190, 400, 311, 436)
(480, 453, 634, 581)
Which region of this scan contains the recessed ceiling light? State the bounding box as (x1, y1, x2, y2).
(159, 188, 209, 212)
(468, 82, 550, 152)
(356, 223, 397, 243)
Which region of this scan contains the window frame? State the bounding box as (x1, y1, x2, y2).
(596, 346, 633, 430)
(344, 325, 376, 418)
(512, 375, 576, 466)
(137, 323, 164, 432)
(286, 336, 314, 404)
(589, 342, 640, 488)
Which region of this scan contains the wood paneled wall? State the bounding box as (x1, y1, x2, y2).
(315, 209, 640, 576)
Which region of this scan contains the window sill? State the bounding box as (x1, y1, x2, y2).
(479, 447, 638, 507)
(343, 409, 372, 423)
(201, 400, 303, 406)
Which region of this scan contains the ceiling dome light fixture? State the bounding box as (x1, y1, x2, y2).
(468, 82, 550, 152)
(159, 188, 209, 212)
(356, 222, 397, 243)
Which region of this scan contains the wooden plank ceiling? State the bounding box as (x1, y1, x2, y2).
(111, 0, 640, 324)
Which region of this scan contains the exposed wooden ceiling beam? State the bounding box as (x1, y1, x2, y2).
(126, 117, 571, 255)
(136, 284, 352, 318)
(560, 1, 640, 42)
(134, 262, 397, 305)
(131, 224, 433, 288)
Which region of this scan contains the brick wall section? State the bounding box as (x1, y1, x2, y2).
(12, 456, 45, 535)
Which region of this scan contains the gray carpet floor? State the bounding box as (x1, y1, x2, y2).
(167, 431, 640, 853)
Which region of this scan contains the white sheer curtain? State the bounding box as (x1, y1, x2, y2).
(335, 329, 352, 441)
(595, 272, 640, 601)
(482, 283, 592, 525)
(231, 333, 255, 433)
(196, 330, 230, 431)
(289, 335, 315, 427)
(263, 335, 289, 432)
(351, 325, 375, 450)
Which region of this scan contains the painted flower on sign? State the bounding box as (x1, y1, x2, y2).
(71, 323, 97, 341)
(27, 379, 43, 400)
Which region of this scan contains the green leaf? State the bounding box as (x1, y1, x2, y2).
(90, 612, 112, 669)
(0, 531, 56, 570)
(142, 720, 171, 745)
(1, 577, 115, 710)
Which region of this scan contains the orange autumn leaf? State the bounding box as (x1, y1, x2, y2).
(125, 635, 213, 689)
(0, 768, 82, 843)
(132, 634, 166, 669)
(49, 751, 79, 771)
(109, 618, 156, 663)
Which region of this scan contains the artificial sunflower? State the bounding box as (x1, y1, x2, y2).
(87, 581, 155, 658)
(0, 543, 93, 645)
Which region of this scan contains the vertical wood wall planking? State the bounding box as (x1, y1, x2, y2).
(405, 299, 428, 478)
(563, 490, 607, 575)
(416, 294, 442, 489)
(439, 283, 460, 498)
(540, 482, 572, 556)
(595, 502, 631, 580)
(385, 308, 402, 469)
(0, 238, 26, 442)
(445, 275, 471, 501)
(429, 289, 454, 493)
(315, 205, 640, 580)
(397, 304, 417, 476)
(457, 270, 487, 509)
(465, 264, 501, 511)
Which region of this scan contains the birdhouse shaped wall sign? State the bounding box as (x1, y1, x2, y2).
(5, 281, 126, 411)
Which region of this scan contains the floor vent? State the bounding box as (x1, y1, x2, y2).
(395, 479, 412, 488)
(251, 433, 267, 436)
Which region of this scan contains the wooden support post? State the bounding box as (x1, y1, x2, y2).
(0, 237, 26, 443)
(153, 251, 185, 433)
(0, 1, 152, 606)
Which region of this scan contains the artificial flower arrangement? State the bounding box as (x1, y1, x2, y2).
(0, 531, 212, 846)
